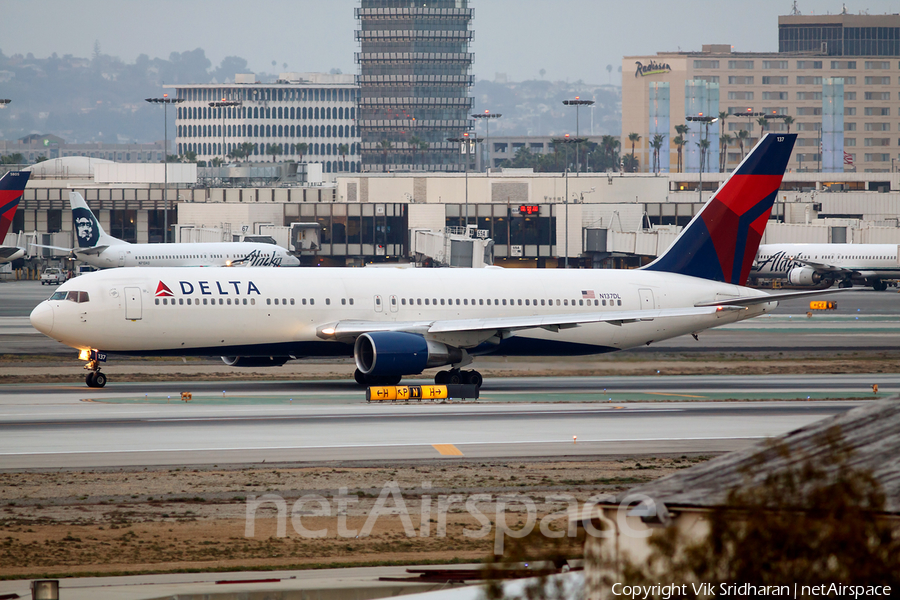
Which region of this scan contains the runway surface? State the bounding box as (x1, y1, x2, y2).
(0, 373, 883, 469)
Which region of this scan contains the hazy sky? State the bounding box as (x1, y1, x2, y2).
(2, 1, 898, 84)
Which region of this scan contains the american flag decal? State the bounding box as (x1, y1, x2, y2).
(581, 290, 595, 299)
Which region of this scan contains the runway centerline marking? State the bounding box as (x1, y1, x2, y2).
(432, 444, 464, 456)
(645, 392, 707, 399)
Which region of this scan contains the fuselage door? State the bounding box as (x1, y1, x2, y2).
(118, 251, 126, 267)
(374, 295, 383, 313)
(124, 287, 142, 320)
(638, 288, 655, 310)
(389, 295, 399, 313)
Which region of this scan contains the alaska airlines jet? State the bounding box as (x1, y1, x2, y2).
(0, 171, 30, 264)
(38, 192, 300, 268)
(33, 134, 823, 389)
(752, 243, 900, 290)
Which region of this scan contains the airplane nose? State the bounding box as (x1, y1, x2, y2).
(30, 302, 54, 336)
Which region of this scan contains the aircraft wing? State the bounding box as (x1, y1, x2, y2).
(695, 288, 851, 308)
(30, 244, 108, 256)
(317, 305, 744, 345)
(0, 247, 23, 260)
(791, 256, 854, 274)
(74, 246, 109, 256)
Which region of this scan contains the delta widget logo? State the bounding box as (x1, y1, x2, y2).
(155, 282, 174, 297)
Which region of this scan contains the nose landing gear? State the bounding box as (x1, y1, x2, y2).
(84, 359, 107, 388)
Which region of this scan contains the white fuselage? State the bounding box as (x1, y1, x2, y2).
(32, 267, 773, 358)
(74, 242, 300, 269)
(752, 243, 900, 281)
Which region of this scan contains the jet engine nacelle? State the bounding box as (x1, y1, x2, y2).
(354, 331, 462, 376)
(221, 356, 290, 367)
(787, 266, 822, 286)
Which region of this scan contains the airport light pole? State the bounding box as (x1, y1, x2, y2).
(686, 114, 717, 203)
(209, 99, 242, 163)
(447, 132, 481, 230)
(471, 111, 501, 173)
(563, 97, 594, 175)
(553, 135, 586, 268)
(145, 94, 184, 243)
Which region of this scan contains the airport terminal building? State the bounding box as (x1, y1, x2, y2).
(623, 12, 900, 175)
(6, 157, 900, 272)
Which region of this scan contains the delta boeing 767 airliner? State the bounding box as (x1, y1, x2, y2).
(32, 134, 825, 388)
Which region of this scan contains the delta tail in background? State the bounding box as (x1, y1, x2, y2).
(37, 192, 300, 269)
(32, 134, 829, 389)
(752, 243, 900, 290)
(0, 171, 30, 264)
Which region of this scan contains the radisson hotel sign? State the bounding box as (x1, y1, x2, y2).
(634, 60, 672, 77)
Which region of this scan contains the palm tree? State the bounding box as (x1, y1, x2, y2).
(672, 135, 684, 173)
(627, 132, 641, 169)
(737, 130, 750, 159)
(268, 143, 283, 163)
(417, 139, 430, 168)
(756, 116, 769, 142)
(718, 110, 729, 140)
(227, 147, 244, 162)
(181, 150, 198, 163)
(337, 143, 349, 171)
(1, 153, 25, 164)
(408, 135, 422, 169)
(673, 124, 690, 172)
(294, 142, 308, 163)
(697, 138, 711, 173)
(783, 115, 794, 134)
(649, 134, 666, 174)
(379, 140, 393, 172)
(720, 133, 733, 172)
(622, 154, 639, 173)
(240, 142, 255, 162)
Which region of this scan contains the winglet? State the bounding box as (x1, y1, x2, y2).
(0, 171, 30, 242)
(643, 133, 796, 285)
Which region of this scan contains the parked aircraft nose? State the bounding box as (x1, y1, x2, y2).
(30, 302, 54, 336)
(285, 254, 301, 267)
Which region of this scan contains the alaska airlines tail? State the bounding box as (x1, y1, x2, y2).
(70, 192, 121, 248)
(644, 133, 796, 286)
(0, 171, 30, 241)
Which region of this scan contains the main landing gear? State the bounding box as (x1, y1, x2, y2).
(84, 359, 107, 388)
(434, 369, 483, 388)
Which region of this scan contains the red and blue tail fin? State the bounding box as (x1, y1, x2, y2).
(643, 133, 796, 285)
(0, 171, 30, 241)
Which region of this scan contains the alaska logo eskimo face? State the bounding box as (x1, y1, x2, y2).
(73, 207, 99, 247)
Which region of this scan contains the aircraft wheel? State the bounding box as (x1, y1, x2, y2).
(85, 372, 97, 387)
(447, 370, 463, 385)
(354, 369, 368, 386)
(434, 371, 449, 385)
(93, 372, 107, 388)
(464, 370, 483, 388)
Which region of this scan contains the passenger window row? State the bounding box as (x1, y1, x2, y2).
(153, 296, 624, 308)
(399, 297, 621, 307)
(155, 297, 257, 306)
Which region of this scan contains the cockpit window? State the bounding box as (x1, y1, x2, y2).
(55, 291, 90, 303)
